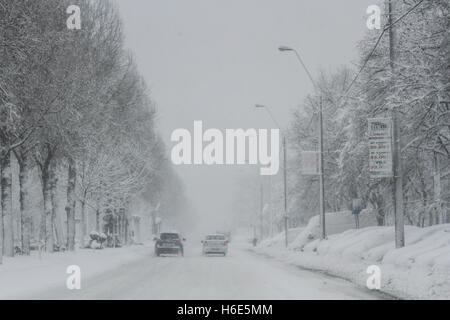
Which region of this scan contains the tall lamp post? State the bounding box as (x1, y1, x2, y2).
(255, 104, 288, 248)
(278, 45, 326, 240)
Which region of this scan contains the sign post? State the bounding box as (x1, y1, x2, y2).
(352, 198, 362, 229)
(368, 118, 393, 178)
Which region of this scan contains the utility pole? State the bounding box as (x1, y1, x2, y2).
(388, 0, 405, 248)
(283, 136, 288, 247)
(318, 96, 326, 240)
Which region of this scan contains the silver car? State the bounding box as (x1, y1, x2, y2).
(201, 234, 228, 256)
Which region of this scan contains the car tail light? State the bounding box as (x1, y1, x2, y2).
(156, 238, 161, 242)
(176, 239, 181, 243)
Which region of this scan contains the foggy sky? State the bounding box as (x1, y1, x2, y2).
(115, 0, 376, 232)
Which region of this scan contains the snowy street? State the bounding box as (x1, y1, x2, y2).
(1, 0, 448, 303)
(25, 242, 388, 300)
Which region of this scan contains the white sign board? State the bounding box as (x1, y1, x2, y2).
(301, 151, 319, 175)
(368, 118, 393, 178)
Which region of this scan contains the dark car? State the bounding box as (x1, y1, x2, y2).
(154, 232, 185, 256)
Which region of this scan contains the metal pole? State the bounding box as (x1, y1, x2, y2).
(319, 96, 326, 239)
(283, 136, 288, 247)
(388, 0, 405, 248)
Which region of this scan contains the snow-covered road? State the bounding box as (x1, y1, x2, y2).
(30, 243, 389, 300)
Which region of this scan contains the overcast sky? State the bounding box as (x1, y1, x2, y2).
(116, 0, 376, 232)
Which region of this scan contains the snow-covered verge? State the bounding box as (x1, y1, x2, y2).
(258, 227, 305, 248)
(254, 223, 450, 300)
(0, 243, 152, 299)
(288, 210, 377, 250)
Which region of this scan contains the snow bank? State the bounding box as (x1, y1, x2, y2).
(288, 209, 377, 250)
(256, 221, 450, 299)
(259, 228, 305, 248)
(0, 243, 152, 299)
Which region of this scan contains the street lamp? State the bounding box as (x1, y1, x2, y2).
(255, 104, 288, 248)
(278, 46, 318, 89)
(279, 45, 326, 240)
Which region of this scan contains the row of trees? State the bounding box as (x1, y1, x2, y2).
(291, 0, 449, 227)
(0, 0, 186, 262)
(233, 0, 449, 235)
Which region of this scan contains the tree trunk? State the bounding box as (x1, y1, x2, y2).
(96, 208, 100, 231)
(420, 175, 428, 227)
(50, 170, 65, 249)
(151, 211, 157, 235)
(433, 152, 442, 224)
(0, 166, 3, 264)
(80, 190, 87, 248)
(18, 156, 32, 255)
(96, 196, 100, 232)
(376, 211, 384, 226)
(372, 193, 385, 226)
(124, 216, 128, 245)
(41, 162, 54, 253)
(1, 152, 14, 257)
(66, 157, 76, 251)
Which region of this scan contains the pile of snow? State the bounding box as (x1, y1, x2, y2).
(259, 228, 305, 248)
(255, 223, 450, 299)
(288, 209, 377, 250)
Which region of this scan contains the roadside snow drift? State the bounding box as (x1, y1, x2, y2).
(256, 221, 450, 299)
(288, 210, 377, 250)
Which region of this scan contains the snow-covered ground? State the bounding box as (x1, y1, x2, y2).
(0, 244, 152, 299)
(0, 238, 389, 299)
(254, 223, 450, 300)
(5, 225, 445, 300)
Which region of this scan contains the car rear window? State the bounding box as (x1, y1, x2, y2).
(160, 233, 179, 240)
(206, 235, 225, 240)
